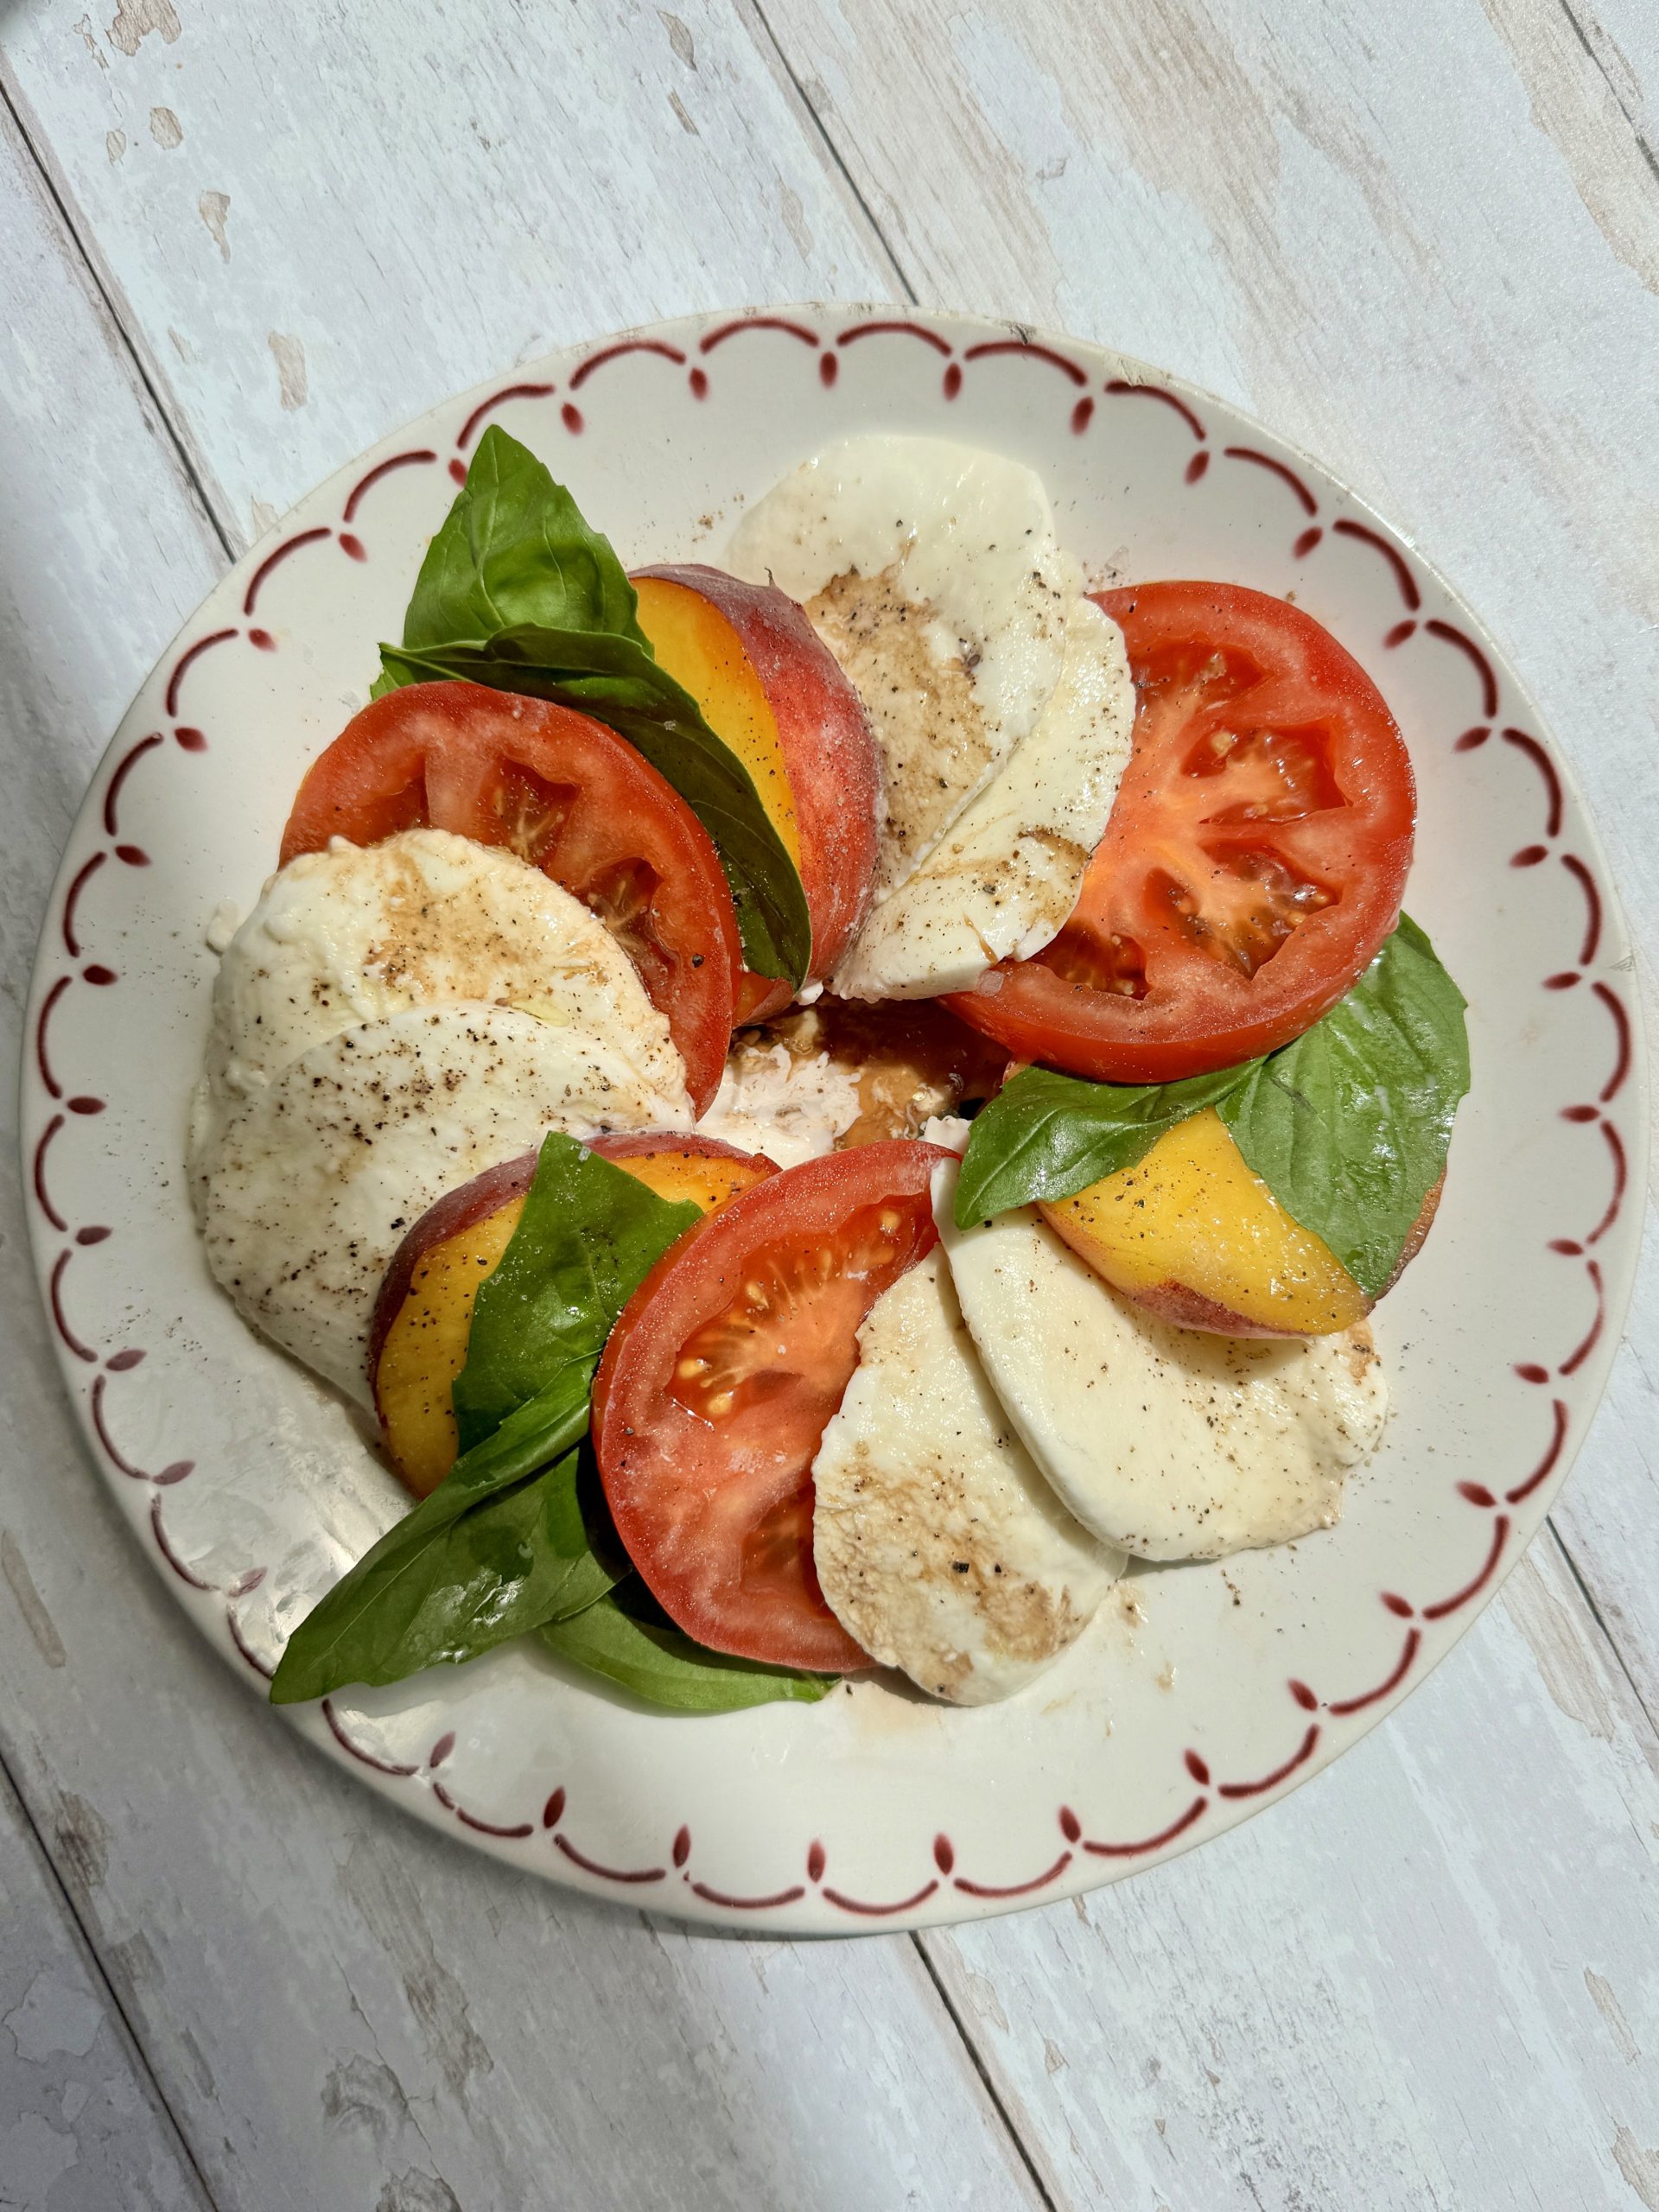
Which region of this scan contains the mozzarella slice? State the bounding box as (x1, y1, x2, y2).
(198, 1004, 689, 1407)
(832, 591, 1134, 999)
(812, 1250, 1124, 1703)
(936, 1173, 1389, 1560)
(728, 435, 1071, 900)
(194, 827, 686, 1152)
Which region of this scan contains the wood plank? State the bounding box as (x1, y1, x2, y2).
(0, 79, 224, 823)
(0, 0, 901, 543)
(0, 1762, 213, 2212)
(0, 67, 1041, 2212)
(927, 1531, 1659, 2211)
(1553, 1234, 1659, 1726)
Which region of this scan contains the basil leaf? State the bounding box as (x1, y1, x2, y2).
(438, 1367, 594, 1507)
(373, 428, 812, 985)
(453, 1132, 699, 1452)
(1217, 917, 1469, 1299)
(537, 1586, 836, 1712)
(267, 1380, 594, 1704)
(955, 1061, 1255, 1230)
(270, 1136, 696, 1705)
(952, 918, 1468, 1300)
(378, 633, 812, 987)
(402, 424, 645, 650)
(380, 625, 660, 693)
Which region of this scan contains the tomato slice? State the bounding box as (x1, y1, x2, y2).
(593, 1140, 949, 1671)
(945, 583, 1415, 1081)
(280, 682, 741, 1113)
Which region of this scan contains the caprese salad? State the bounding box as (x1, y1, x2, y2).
(188, 425, 1468, 1713)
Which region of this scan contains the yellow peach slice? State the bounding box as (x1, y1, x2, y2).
(372, 1136, 777, 1497)
(586, 1133, 779, 1212)
(633, 573, 803, 869)
(632, 565, 880, 1018)
(1039, 1109, 1368, 1338)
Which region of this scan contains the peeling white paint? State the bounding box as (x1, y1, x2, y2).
(198, 187, 230, 261)
(106, 0, 181, 58)
(0, 2112, 79, 2206)
(1615, 2126, 1659, 2212)
(4, 1969, 104, 2063)
(267, 330, 308, 410)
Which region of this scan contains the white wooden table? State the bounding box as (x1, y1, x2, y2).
(3, 5, 1656, 2206)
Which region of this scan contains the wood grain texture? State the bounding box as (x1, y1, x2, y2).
(0, 0, 899, 543)
(0, 79, 223, 864)
(930, 1535, 1659, 2210)
(0, 1762, 210, 2212)
(3, 1, 1658, 2206)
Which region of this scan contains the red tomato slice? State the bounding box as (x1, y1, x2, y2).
(280, 682, 741, 1113)
(945, 583, 1415, 1081)
(593, 1140, 950, 1672)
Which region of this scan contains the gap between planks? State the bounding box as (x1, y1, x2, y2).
(0, 1746, 223, 2211)
(0, 61, 235, 564)
(1554, 0, 1659, 191)
(912, 1929, 1065, 2211)
(1548, 1516, 1659, 1738)
(737, 0, 919, 300)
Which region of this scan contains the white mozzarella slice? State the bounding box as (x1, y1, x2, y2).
(194, 827, 686, 1153)
(198, 1004, 689, 1407)
(936, 1171, 1389, 1561)
(728, 435, 1071, 899)
(812, 1250, 1124, 1703)
(832, 592, 1134, 1000)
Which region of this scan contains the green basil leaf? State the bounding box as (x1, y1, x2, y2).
(536, 1586, 836, 1712)
(452, 1132, 701, 1452)
(952, 918, 1468, 1300)
(372, 426, 813, 985)
(955, 1061, 1255, 1230)
(271, 1135, 696, 1706)
(270, 1449, 615, 1703)
(401, 424, 646, 650)
(1217, 917, 1469, 1299)
(381, 625, 658, 692)
(267, 1379, 594, 1705)
(438, 1367, 594, 1506)
(378, 632, 811, 986)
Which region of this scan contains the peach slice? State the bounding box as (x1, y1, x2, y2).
(632, 565, 880, 1019)
(1039, 1109, 1440, 1338)
(370, 1135, 777, 1497)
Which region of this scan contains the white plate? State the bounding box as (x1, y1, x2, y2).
(22, 308, 1645, 1932)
